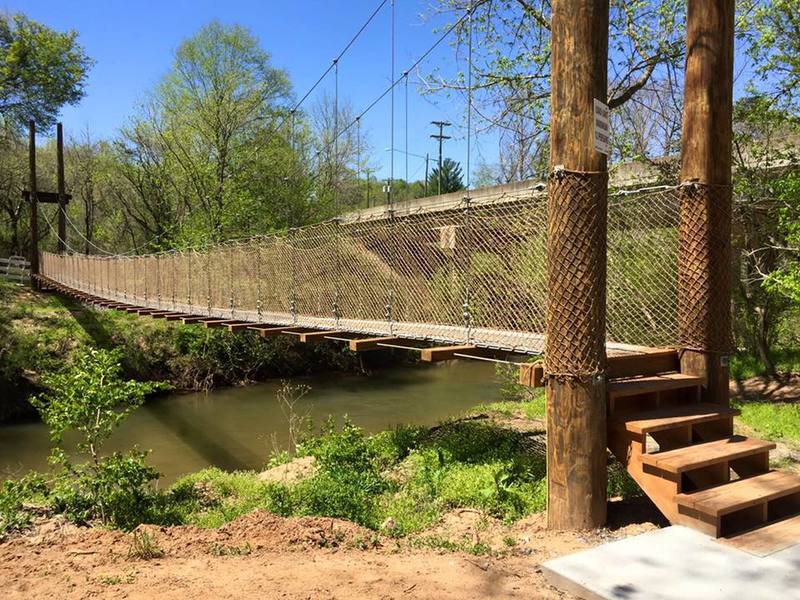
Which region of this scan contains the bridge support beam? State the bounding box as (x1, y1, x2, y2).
(57, 123, 67, 254)
(28, 120, 40, 289)
(678, 0, 735, 406)
(545, 0, 609, 530)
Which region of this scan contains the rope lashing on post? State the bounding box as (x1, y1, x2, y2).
(676, 179, 735, 355)
(543, 166, 609, 384)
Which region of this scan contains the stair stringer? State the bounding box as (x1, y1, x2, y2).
(608, 426, 728, 536)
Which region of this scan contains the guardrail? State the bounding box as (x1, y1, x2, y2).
(1, 255, 30, 284)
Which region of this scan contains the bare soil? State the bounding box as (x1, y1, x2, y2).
(731, 375, 800, 404)
(0, 498, 661, 599)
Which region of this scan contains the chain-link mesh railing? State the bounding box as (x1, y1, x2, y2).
(41, 183, 682, 355)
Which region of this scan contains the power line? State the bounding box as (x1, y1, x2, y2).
(314, 5, 477, 174)
(274, 0, 390, 133)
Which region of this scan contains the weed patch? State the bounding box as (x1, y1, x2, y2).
(128, 529, 165, 560)
(735, 401, 800, 445)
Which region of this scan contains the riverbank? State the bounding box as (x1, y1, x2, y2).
(0, 403, 659, 599)
(0, 282, 366, 422)
(3, 371, 800, 598)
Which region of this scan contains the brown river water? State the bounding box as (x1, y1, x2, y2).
(0, 361, 501, 484)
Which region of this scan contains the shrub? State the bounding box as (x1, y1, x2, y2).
(0, 473, 48, 537)
(31, 348, 167, 528)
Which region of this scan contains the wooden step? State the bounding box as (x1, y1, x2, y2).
(613, 403, 739, 435)
(609, 373, 705, 399)
(607, 349, 680, 379)
(723, 513, 800, 555)
(641, 436, 775, 475)
(677, 471, 800, 517)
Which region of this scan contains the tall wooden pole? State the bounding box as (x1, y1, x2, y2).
(57, 123, 67, 254)
(28, 120, 39, 287)
(545, 0, 609, 529)
(678, 0, 735, 405)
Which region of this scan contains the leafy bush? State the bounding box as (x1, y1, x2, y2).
(31, 348, 168, 528)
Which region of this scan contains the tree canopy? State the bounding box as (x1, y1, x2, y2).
(0, 13, 92, 131)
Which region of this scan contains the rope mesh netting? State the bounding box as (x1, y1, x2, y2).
(40, 183, 681, 355)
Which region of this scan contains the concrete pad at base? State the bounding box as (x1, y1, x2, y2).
(542, 525, 800, 600)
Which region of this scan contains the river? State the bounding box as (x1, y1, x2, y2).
(0, 361, 501, 484)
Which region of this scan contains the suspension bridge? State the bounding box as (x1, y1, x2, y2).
(37, 178, 680, 358)
(21, 0, 800, 559)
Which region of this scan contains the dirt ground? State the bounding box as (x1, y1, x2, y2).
(731, 375, 800, 403)
(0, 498, 661, 600)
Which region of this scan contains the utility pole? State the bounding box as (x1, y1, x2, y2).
(56, 123, 67, 254)
(28, 120, 39, 288)
(430, 121, 451, 195)
(364, 168, 372, 208)
(383, 179, 391, 206)
(545, 0, 609, 530)
(424, 153, 430, 196)
(678, 0, 735, 405)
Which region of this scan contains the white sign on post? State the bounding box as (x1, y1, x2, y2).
(593, 98, 610, 156)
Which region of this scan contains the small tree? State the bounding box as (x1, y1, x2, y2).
(31, 348, 166, 527)
(427, 158, 465, 195)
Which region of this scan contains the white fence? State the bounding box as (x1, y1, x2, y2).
(1, 255, 30, 284)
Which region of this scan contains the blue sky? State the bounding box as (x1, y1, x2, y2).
(9, 0, 475, 182)
(8, 1, 757, 182)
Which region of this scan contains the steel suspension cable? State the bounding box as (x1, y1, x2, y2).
(333, 57, 342, 324)
(463, 0, 475, 342)
(404, 71, 409, 191)
(388, 0, 396, 333)
(273, 0, 389, 135)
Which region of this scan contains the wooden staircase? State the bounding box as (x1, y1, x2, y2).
(606, 349, 800, 538)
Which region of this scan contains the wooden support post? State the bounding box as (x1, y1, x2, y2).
(247, 325, 294, 337)
(420, 344, 477, 362)
(678, 0, 735, 406)
(28, 120, 39, 288)
(519, 363, 545, 388)
(56, 123, 67, 254)
(348, 336, 403, 352)
(299, 330, 342, 343)
(545, 0, 609, 530)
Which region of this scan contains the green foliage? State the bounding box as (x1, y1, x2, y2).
(428, 0, 685, 171)
(734, 401, 800, 447)
(0, 473, 48, 537)
(730, 96, 800, 374)
(30, 349, 167, 528)
(49, 450, 165, 530)
(427, 158, 465, 195)
(119, 20, 299, 247)
(0, 285, 359, 420)
(33, 348, 164, 448)
(739, 0, 800, 109)
(128, 529, 165, 560)
(0, 13, 92, 129)
(168, 418, 576, 536)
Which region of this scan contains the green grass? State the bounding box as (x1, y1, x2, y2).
(163, 416, 640, 539)
(472, 397, 546, 420)
(735, 401, 800, 446)
(730, 348, 800, 380)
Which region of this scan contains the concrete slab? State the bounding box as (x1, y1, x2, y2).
(542, 525, 800, 600)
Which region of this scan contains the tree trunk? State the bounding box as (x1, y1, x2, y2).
(678, 0, 735, 405)
(545, 0, 609, 530)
